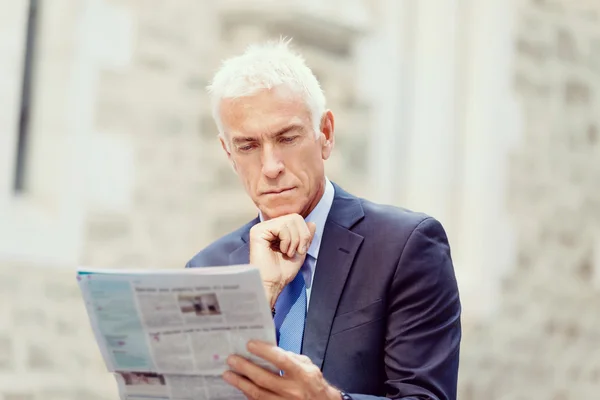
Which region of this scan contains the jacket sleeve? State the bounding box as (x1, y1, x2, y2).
(351, 217, 462, 400)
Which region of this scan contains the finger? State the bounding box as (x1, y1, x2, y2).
(285, 217, 305, 257)
(307, 222, 316, 240)
(277, 224, 292, 255)
(247, 340, 302, 376)
(222, 370, 277, 400)
(226, 355, 282, 394)
(289, 352, 313, 365)
(284, 221, 300, 258)
(296, 220, 313, 255)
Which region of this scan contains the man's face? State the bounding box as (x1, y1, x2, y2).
(218, 87, 334, 220)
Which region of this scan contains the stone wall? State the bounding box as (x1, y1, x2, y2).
(457, 0, 600, 398)
(83, 0, 224, 269)
(0, 264, 118, 400)
(2, 0, 600, 399)
(83, 0, 372, 271)
(1, 0, 374, 397)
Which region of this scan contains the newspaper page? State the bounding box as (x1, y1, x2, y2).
(77, 265, 277, 400)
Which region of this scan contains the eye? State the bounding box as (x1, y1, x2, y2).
(279, 136, 298, 144)
(238, 143, 257, 152)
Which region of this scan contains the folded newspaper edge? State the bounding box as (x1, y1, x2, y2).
(77, 265, 278, 400)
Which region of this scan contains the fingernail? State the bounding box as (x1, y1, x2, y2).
(302, 245, 307, 254)
(222, 371, 233, 382)
(247, 340, 257, 351)
(227, 356, 237, 367)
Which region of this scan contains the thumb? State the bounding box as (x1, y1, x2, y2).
(307, 222, 317, 239)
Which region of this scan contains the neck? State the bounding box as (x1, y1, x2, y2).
(299, 177, 326, 219)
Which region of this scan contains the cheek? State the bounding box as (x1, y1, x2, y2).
(295, 152, 322, 181)
(232, 161, 258, 188)
(244, 172, 259, 189)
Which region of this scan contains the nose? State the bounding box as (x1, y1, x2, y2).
(261, 145, 284, 179)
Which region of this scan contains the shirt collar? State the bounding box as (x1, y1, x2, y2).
(304, 177, 334, 259)
(258, 177, 335, 260)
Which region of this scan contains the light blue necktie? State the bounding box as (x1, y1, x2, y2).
(274, 258, 308, 354)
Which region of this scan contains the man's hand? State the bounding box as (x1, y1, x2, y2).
(223, 340, 341, 400)
(249, 214, 316, 307)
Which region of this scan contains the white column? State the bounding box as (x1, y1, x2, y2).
(401, 0, 459, 229)
(452, 0, 520, 318)
(594, 230, 600, 289)
(391, 0, 521, 319)
(359, 0, 415, 204)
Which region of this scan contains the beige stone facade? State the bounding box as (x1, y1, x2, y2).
(0, 0, 598, 399)
(459, 0, 600, 398)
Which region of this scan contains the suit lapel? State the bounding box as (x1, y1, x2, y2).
(229, 242, 250, 265)
(228, 217, 259, 265)
(302, 184, 364, 369)
(224, 186, 365, 370)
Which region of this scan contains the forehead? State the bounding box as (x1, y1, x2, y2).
(219, 88, 312, 137)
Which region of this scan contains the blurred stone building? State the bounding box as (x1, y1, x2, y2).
(0, 0, 598, 399)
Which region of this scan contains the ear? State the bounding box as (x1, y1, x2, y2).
(219, 135, 237, 172)
(319, 110, 335, 160)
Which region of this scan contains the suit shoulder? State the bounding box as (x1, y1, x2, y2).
(358, 197, 442, 234)
(185, 220, 254, 268)
(355, 198, 452, 266)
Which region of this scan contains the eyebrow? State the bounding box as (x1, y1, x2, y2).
(270, 124, 303, 138)
(231, 136, 256, 145)
(230, 124, 303, 145)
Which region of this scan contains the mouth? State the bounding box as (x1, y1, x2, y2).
(262, 187, 295, 196)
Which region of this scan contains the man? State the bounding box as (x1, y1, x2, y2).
(186, 39, 461, 400)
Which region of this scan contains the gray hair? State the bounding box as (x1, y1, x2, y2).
(207, 38, 326, 139)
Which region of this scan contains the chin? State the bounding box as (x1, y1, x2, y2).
(261, 203, 302, 220)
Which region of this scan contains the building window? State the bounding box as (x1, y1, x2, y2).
(14, 0, 40, 193)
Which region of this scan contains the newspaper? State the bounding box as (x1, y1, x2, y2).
(77, 265, 277, 400)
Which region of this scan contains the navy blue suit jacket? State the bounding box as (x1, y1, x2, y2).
(186, 183, 461, 400)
